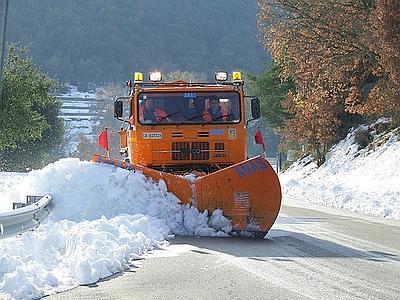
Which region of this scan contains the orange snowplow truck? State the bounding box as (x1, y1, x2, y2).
(93, 71, 281, 236)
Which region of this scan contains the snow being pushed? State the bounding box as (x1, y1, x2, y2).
(281, 123, 400, 220)
(2, 158, 231, 235)
(0, 158, 231, 299)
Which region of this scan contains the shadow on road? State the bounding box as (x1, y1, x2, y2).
(82, 263, 140, 288)
(169, 229, 400, 263)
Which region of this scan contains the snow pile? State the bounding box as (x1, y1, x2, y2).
(0, 159, 231, 299)
(0, 173, 27, 212)
(281, 125, 400, 220)
(0, 215, 167, 299)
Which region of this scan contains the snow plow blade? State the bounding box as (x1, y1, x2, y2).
(195, 156, 281, 233)
(92, 154, 281, 235)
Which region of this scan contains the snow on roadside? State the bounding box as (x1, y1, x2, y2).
(0, 159, 231, 299)
(0, 173, 28, 212)
(0, 215, 167, 299)
(281, 125, 400, 220)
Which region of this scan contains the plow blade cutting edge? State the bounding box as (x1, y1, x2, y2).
(92, 154, 281, 235)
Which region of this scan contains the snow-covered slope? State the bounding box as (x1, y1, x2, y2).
(58, 85, 100, 154)
(281, 125, 400, 220)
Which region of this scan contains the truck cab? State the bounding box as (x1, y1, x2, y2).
(115, 71, 260, 174)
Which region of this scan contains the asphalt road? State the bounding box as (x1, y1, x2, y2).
(45, 204, 400, 300)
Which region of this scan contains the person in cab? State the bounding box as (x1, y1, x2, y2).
(203, 98, 228, 122)
(139, 98, 169, 123)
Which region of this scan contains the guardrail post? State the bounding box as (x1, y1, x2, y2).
(0, 194, 52, 239)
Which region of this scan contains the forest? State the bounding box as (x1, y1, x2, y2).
(6, 0, 267, 84)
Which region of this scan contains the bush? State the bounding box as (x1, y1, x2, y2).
(0, 44, 64, 171)
(372, 120, 391, 135)
(354, 128, 373, 150)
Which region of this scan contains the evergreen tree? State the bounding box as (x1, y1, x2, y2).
(0, 45, 64, 171)
(6, 0, 268, 84)
(247, 62, 294, 128)
(164, 70, 207, 83)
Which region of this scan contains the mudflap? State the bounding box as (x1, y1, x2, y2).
(92, 155, 281, 235)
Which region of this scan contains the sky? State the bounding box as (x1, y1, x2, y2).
(0, 121, 399, 299)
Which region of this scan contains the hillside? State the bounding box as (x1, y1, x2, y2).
(281, 122, 400, 220)
(6, 0, 267, 84)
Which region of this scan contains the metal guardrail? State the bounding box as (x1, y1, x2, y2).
(0, 195, 52, 239)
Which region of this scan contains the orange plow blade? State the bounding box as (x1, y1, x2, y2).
(194, 156, 281, 233)
(92, 155, 281, 234)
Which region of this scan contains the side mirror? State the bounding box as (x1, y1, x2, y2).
(114, 100, 123, 118)
(251, 97, 261, 119)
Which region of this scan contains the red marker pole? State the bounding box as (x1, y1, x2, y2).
(98, 127, 110, 158)
(254, 128, 266, 158)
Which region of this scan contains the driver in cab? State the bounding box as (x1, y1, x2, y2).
(203, 97, 228, 122)
(139, 97, 169, 123)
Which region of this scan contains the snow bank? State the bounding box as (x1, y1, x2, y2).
(0, 173, 28, 212)
(281, 125, 400, 220)
(0, 215, 167, 299)
(0, 159, 231, 299)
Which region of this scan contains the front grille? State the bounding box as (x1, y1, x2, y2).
(213, 142, 226, 158)
(215, 142, 225, 151)
(191, 142, 210, 160)
(172, 142, 190, 160)
(172, 142, 210, 161)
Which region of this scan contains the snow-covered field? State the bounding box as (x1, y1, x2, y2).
(1, 123, 399, 299)
(58, 85, 101, 154)
(59, 85, 97, 100)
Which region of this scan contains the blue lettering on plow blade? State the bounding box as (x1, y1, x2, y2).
(234, 157, 268, 177)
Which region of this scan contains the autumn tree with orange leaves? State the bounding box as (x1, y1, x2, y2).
(359, 0, 400, 123)
(257, 0, 399, 165)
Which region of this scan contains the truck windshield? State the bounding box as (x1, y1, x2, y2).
(137, 91, 241, 125)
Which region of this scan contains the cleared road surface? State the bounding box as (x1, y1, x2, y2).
(46, 204, 400, 299)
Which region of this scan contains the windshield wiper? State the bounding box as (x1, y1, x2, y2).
(203, 113, 233, 126)
(151, 110, 180, 128)
(177, 112, 208, 127)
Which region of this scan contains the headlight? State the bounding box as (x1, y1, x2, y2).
(215, 71, 228, 81)
(149, 72, 162, 82)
